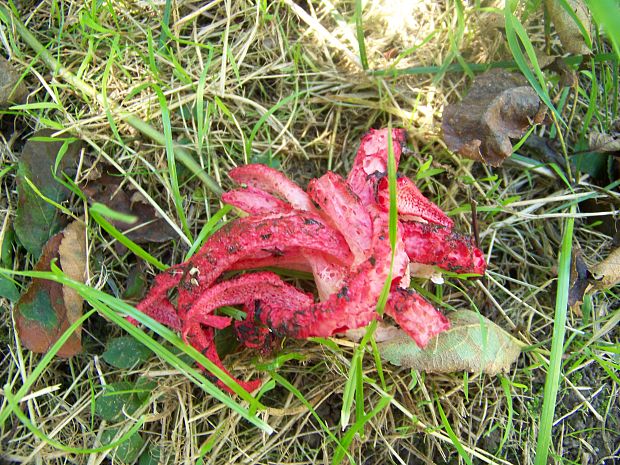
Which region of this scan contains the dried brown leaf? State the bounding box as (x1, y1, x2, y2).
(568, 247, 591, 315)
(589, 132, 620, 153)
(58, 221, 87, 329)
(545, 0, 592, 55)
(14, 221, 86, 357)
(82, 169, 175, 243)
(442, 69, 547, 166)
(592, 246, 620, 290)
(0, 56, 28, 106)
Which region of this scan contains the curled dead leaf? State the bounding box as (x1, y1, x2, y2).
(589, 132, 620, 153)
(442, 69, 547, 167)
(568, 247, 591, 315)
(591, 246, 620, 290)
(377, 310, 522, 375)
(14, 221, 86, 357)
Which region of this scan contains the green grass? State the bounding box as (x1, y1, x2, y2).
(534, 207, 575, 464)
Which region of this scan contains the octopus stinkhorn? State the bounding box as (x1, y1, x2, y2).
(134, 128, 486, 392)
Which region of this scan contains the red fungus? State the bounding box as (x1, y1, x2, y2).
(377, 177, 454, 229)
(135, 128, 486, 392)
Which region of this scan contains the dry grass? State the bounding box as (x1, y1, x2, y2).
(1, 0, 619, 464)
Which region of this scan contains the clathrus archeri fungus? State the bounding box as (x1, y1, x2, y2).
(134, 129, 486, 392)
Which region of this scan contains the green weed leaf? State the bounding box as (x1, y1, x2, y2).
(101, 428, 144, 464)
(95, 381, 143, 422)
(138, 445, 161, 465)
(0, 275, 19, 302)
(103, 336, 153, 369)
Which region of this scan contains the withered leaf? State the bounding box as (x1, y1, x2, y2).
(0, 55, 28, 107)
(377, 310, 522, 375)
(589, 132, 620, 153)
(14, 130, 82, 258)
(545, 0, 592, 55)
(568, 247, 591, 314)
(442, 69, 547, 167)
(591, 246, 620, 290)
(82, 169, 175, 243)
(14, 221, 86, 357)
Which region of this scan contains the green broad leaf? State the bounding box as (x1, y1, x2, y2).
(250, 151, 281, 169)
(377, 310, 523, 375)
(0, 275, 20, 302)
(134, 377, 157, 402)
(101, 428, 145, 464)
(95, 381, 143, 422)
(14, 130, 82, 258)
(1, 225, 15, 267)
(138, 445, 161, 465)
(103, 336, 153, 369)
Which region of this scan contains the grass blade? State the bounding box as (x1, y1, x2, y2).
(436, 397, 474, 465)
(153, 84, 193, 242)
(89, 209, 167, 271)
(185, 204, 232, 260)
(269, 371, 349, 460)
(0, 309, 96, 427)
(504, 4, 562, 123)
(534, 206, 575, 464)
(3, 386, 145, 454)
(354, 0, 368, 70)
(587, 0, 620, 59)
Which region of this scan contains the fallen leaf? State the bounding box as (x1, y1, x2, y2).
(442, 69, 548, 166)
(591, 246, 620, 290)
(589, 132, 620, 153)
(14, 220, 86, 357)
(102, 336, 152, 369)
(14, 130, 82, 258)
(545, 0, 591, 55)
(568, 247, 591, 315)
(0, 56, 28, 106)
(377, 310, 522, 375)
(82, 169, 176, 243)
